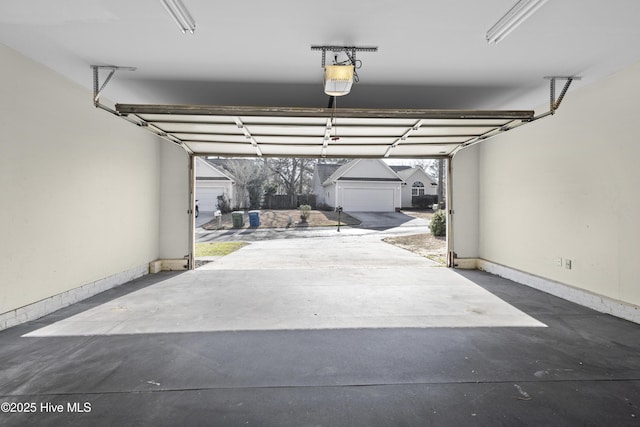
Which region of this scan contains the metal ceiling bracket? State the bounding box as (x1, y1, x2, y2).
(91, 65, 136, 107)
(90, 65, 193, 155)
(544, 76, 582, 115)
(311, 45, 378, 67)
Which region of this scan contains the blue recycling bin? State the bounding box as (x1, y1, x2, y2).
(248, 210, 260, 227)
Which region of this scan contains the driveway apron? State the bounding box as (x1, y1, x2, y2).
(28, 234, 543, 337)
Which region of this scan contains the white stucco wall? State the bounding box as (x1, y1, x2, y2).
(0, 43, 165, 317)
(342, 159, 399, 179)
(450, 145, 479, 261)
(477, 61, 640, 307)
(324, 183, 336, 208)
(159, 143, 190, 260)
(312, 173, 325, 206)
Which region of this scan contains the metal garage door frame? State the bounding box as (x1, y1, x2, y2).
(109, 104, 535, 270)
(118, 105, 535, 270)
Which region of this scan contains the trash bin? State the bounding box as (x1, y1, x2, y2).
(248, 210, 260, 227)
(231, 211, 244, 227)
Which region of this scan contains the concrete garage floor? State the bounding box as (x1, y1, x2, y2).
(27, 237, 542, 335)
(1, 236, 640, 426)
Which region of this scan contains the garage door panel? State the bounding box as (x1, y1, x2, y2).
(342, 188, 395, 212)
(120, 106, 534, 159)
(196, 186, 226, 211)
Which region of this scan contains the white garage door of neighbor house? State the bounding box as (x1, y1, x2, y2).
(196, 186, 226, 212)
(342, 188, 395, 212)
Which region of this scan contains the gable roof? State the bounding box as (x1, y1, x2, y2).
(205, 158, 234, 175)
(314, 163, 342, 184)
(203, 158, 266, 182)
(323, 161, 354, 185)
(390, 165, 412, 173)
(195, 157, 235, 181)
(396, 166, 437, 184)
(323, 159, 403, 185)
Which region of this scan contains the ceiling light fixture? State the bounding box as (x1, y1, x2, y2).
(324, 65, 355, 97)
(311, 45, 378, 97)
(161, 0, 196, 34)
(486, 0, 549, 44)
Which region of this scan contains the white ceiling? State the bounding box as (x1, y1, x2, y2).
(2, 0, 640, 111)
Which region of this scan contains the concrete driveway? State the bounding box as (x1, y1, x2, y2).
(29, 233, 543, 336)
(195, 210, 215, 228)
(347, 211, 425, 229)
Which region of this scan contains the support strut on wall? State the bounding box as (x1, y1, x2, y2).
(92, 65, 136, 110)
(452, 75, 581, 154)
(90, 65, 192, 154)
(542, 76, 582, 117)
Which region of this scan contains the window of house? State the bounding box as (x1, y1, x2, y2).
(412, 181, 425, 196)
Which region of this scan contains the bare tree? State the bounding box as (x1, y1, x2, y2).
(437, 159, 445, 205)
(225, 159, 265, 209)
(267, 158, 315, 196)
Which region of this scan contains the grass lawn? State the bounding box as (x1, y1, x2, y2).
(383, 210, 445, 265)
(195, 241, 249, 257)
(383, 233, 446, 265)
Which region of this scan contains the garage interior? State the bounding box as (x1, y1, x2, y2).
(2, 1, 640, 425)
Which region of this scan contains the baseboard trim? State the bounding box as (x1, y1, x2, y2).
(160, 259, 189, 271)
(0, 263, 149, 331)
(453, 258, 478, 269)
(477, 259, 640, 324)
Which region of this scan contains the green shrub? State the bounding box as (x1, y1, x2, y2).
(430, 209, 447, 236)
(412, 194, 438, 209)
(299, 204, 312, 222)
(264, 183, 278, 195)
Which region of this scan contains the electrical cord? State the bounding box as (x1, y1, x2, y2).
(333, 57, 362, 83)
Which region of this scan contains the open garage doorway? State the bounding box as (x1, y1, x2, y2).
(114, 103, 528, 271)
(193, 155, 448, 269)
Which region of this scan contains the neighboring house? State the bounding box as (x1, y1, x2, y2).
(315, 159, 404, 212)
(391, 165, 438, 208)
(312, 163, 342, 208)
(312, 160, 439, 212)
(195, 157, 235, 212)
